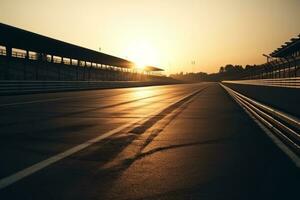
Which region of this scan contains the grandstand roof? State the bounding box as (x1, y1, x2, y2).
(144, 66, 164, 72)
(270, 34, 300, 57)
(0, 23, 134, 68)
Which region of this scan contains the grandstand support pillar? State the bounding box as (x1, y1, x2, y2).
(24, 50, 29, 60)
(96, 64, 98, 80)
(95, 64, 98, 80)
(263, 64, 267, 79)
(273, 59, 279, 78)
(108, 66, 114, 81)
(268, 63, 272, 78)
(88, 62, 91, 80)
(108, 66, 111, 81)
(76, 60, 79, 81)
(290, 55, 298, 77)
(119, 67, 122, 81)
(6, 46, 12, 58)
(58, 57, 63, 80)
(5, 46, 12, 80)
(283, 57, 292, 78)
(83, 61, 86, 80)
(107, 66, 110, 80)
(104, 67, 108, 81)
(279, 58, 285, 78)
(269, 61, 276, 79)
(35, 53, 42, 80)
(266, 64, 270, 79)
(269, 62, 274, 79)
(266, 62, 271, 78)
(122, 68, 125, 81)
(284, 58, 288, 78)
(23, 50, 29, 80)
(274, 60, 279, 78)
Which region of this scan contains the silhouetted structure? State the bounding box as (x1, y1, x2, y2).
(244, 34, 300, 79)
(0, 23, 165, 81)
(218, 34, 300, 80)
(170, 34, 300, 82)
(143, 66, 164, 76)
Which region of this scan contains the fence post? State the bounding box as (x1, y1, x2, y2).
(88, 62, 91, 80)
(5, 46, 12, 80)
(76, 60, 79, 81)
(290, 56, 297, 77)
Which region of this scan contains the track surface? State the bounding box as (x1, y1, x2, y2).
(0, 83, 298, 199)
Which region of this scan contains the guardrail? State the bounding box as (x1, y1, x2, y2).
(223, 77, 300, 88)
(221, 83, 300, 164)
(0, 80, 177, 95)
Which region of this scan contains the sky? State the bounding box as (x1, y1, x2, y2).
(0, 0, 299, 74)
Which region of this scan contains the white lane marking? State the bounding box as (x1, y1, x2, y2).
(220, 83, 300, 167)
(0, 88, 202, 190)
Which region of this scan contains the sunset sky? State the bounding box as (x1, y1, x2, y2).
(0, 0, 299, 74)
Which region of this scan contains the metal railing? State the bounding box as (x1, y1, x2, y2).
(241, 56, 300, 80)
(223, 77, 300, 88)
(221, 83, 300, 163)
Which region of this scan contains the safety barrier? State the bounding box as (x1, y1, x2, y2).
(223, 77, 300, 88)
(221, 83, 300, 158)
(0, 80, 178, 95)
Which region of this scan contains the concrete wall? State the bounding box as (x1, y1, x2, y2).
(0, 80, 181, 96)
(0, 56, 166, 81)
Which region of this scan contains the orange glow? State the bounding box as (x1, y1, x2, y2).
(1, 0, 299, 74)
(123, 39, 159, 71)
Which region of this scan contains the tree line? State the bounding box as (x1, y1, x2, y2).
(170, 64, 260, 82)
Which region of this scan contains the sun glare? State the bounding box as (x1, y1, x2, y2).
(124, 40, 159, 70)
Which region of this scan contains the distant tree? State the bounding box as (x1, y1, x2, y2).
(224, 64, 235, 73)
(234, 65, 243, 72)
(219, 66, 225, 73)
(170, 63, 262, 82)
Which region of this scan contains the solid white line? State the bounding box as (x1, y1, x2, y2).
(0, 88, 202, 190)
(0, 123, 131, 190)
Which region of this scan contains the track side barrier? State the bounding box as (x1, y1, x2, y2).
(221, 83, 300, 166)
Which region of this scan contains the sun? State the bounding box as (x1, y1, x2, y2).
(124, 40, 159, 70)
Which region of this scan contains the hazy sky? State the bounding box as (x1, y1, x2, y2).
(0, 0, 299, 74)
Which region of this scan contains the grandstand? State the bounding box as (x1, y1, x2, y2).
(0, 23, 165, 81)
(245, 34, 300, 79)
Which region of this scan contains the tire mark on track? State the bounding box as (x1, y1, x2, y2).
(0, 93, 165, 128)
(78, 86, 209, 171)
(0, 86, 207, 190)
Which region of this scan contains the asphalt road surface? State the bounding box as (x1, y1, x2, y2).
(0, 83, 298, 200)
